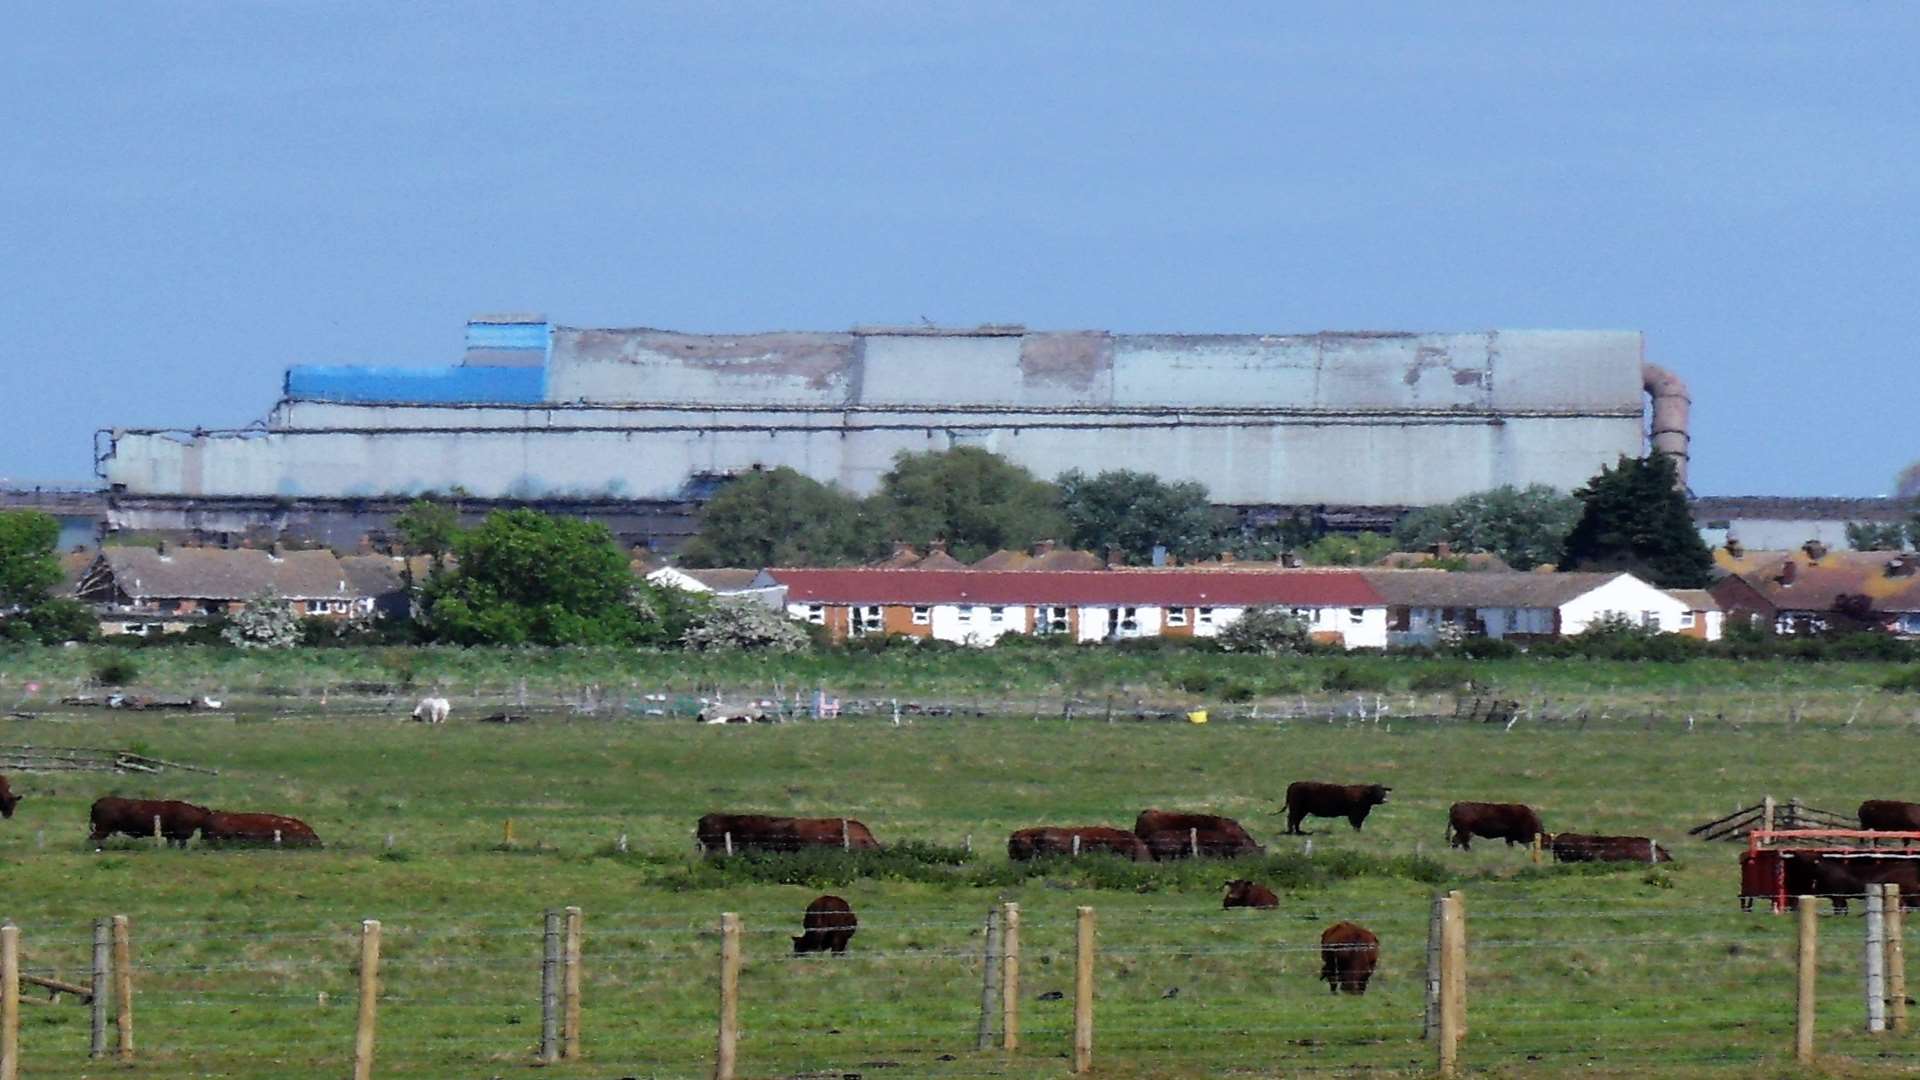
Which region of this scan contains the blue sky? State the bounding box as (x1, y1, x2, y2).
(3, 5, 1915, 495)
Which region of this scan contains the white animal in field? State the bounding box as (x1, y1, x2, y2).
(411, 696, 451, 724)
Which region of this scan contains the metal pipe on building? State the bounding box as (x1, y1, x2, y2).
(1642, 361, 1690, 488)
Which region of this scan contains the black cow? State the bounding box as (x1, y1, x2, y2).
(1446, 802, 1545, 851)
(1283, 781, 1390, 834)
(793, 895, 858, 954)
(1222, 880, 1279, 910)
(1320, 923, 1381, 995)
(89, 797, 211, 849)
(1860, 800, 1920, 832)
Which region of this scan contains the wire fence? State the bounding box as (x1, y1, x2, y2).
(7, 892, 1920, 1077)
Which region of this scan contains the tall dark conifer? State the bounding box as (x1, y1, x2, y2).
(1560, 455, 1713, 587)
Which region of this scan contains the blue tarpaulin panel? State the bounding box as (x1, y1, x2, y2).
(284, 365, 545, 404)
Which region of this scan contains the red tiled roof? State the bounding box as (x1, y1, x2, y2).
(768, 569, 1383, 607)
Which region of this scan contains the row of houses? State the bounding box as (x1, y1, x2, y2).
(58, 536, 1919, 650)
(68, 545, 415, 635)
(750, 567, 1715, 649)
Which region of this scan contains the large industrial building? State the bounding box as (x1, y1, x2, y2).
(96, 316, 1690, 548)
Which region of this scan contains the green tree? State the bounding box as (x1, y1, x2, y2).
(1393, 484, 1582, 570)
(1057, 469, 1220, 564)
(680, 468, 879, 567)
(1298, 531, 1397, 567)
(422, 509, 658, 645)
(872, 447, 1067, 562)
(0, 510, 91, 643)
(0, 510, 62, 610)
(1559, 455, 1714, 587)
(394, 498, 462, 569)
(1847, 521, 1911, 551)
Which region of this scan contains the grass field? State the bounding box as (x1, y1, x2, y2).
(3, 690, 1920, 1077)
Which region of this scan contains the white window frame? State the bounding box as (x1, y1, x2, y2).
(1167, 607, 1188, 627)
(1197, 607, 1214, 626)
(1118, 606, 1140, 632)
(911, 605, 930, 625)
(989, 606, 1006, 624)
(854, 605, 884, 634)
(1679, 610, 1696, 629)
(957, 606, 973, 624)
(805, 603, 825, 625)
(1348, 607, 1365, 624)
(1039, 606, 1070, 635)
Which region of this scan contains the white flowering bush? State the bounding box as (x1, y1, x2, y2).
(222, 589, 301, 650)
(680, 599, 811, 653)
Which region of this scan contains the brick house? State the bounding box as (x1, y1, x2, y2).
(75, 545, 373, 636)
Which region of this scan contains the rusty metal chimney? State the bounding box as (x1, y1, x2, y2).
(1642, 362, 1690, 488)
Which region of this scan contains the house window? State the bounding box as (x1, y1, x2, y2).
(1167, 607, 1188, 627)
(1641, 610, 1659, 630)
(989, 606, 1005, 623)
(1118, 607, 1140, 632)
(1197, 607, 1214, 626)
(957, 606, 973, 624)
(911, 605, 930, 625)
(1679, 610, 1697, 629)
(1292, 607, 1311, 621)
(1348, 607, 1366, 624)
(804, 604, 825, 625)
(854, 605, 884, 634)
(1038, 606, 1070, 634)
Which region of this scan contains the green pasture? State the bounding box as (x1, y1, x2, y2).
(0, 699, 1918, 1077)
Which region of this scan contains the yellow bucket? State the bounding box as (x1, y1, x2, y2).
(1187, 710, 1208, 725)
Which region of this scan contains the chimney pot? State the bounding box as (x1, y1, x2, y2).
(1803, 539, 1828, 562)
(1724, 536, 1744, 558)
(927, 539, 947, 556)
(1280, 551, 1303, 569)
(1779, 560, 1798, 586)
(1030, 539, 1056, 557)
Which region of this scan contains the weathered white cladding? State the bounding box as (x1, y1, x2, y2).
(547, 329, 1645, 412)
(110, 414, 1635, 504)
(106, 328, 1648, 503)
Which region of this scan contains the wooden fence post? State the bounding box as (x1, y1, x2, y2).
(1529, 833, 1543, 865)
(540, 910, 561, 1062)
(90, 918, 110, 1059)
(1763, 795, 1777, 834)
(1868, 888, 1889, 1033)
(1422, 893, 1444, 1039)
(1887, 884, 1908, 1034)
(1, 923, 17, 1080)
(503, 819, 516, 846)
(1797, 896, 1817, 1065)
(152, 815, 163, 850)
(564, 906, 583, 1059)
(353, 920, 381, 1080)
(1073, 906, 1095, 1075)
(1437, 891, 1466, 1076)
(111, 915, 133, 1060)
(975, 908, 1001, 1051)
(715, 913, 740, 1080)
(1000, 902, 1020, 1052)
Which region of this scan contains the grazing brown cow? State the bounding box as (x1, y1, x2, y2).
(1222, 880, 1279, 910)
(1859, 800, 1920, 832)
(792, 895, 858, 954)
(1550, 833, 1672, 864)
(1319, 922, 1380, 995)
(1283, 781, 1390, 835)
(201, 811, 323, 848)
(1446, 802, 1545, 851)
(89, 797, 211, 849)
(1133, 810, 1264, 860)
(696, 813, 881, 855)
(0, 775, 18, 819)
(1008, 826, 1151, 863)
